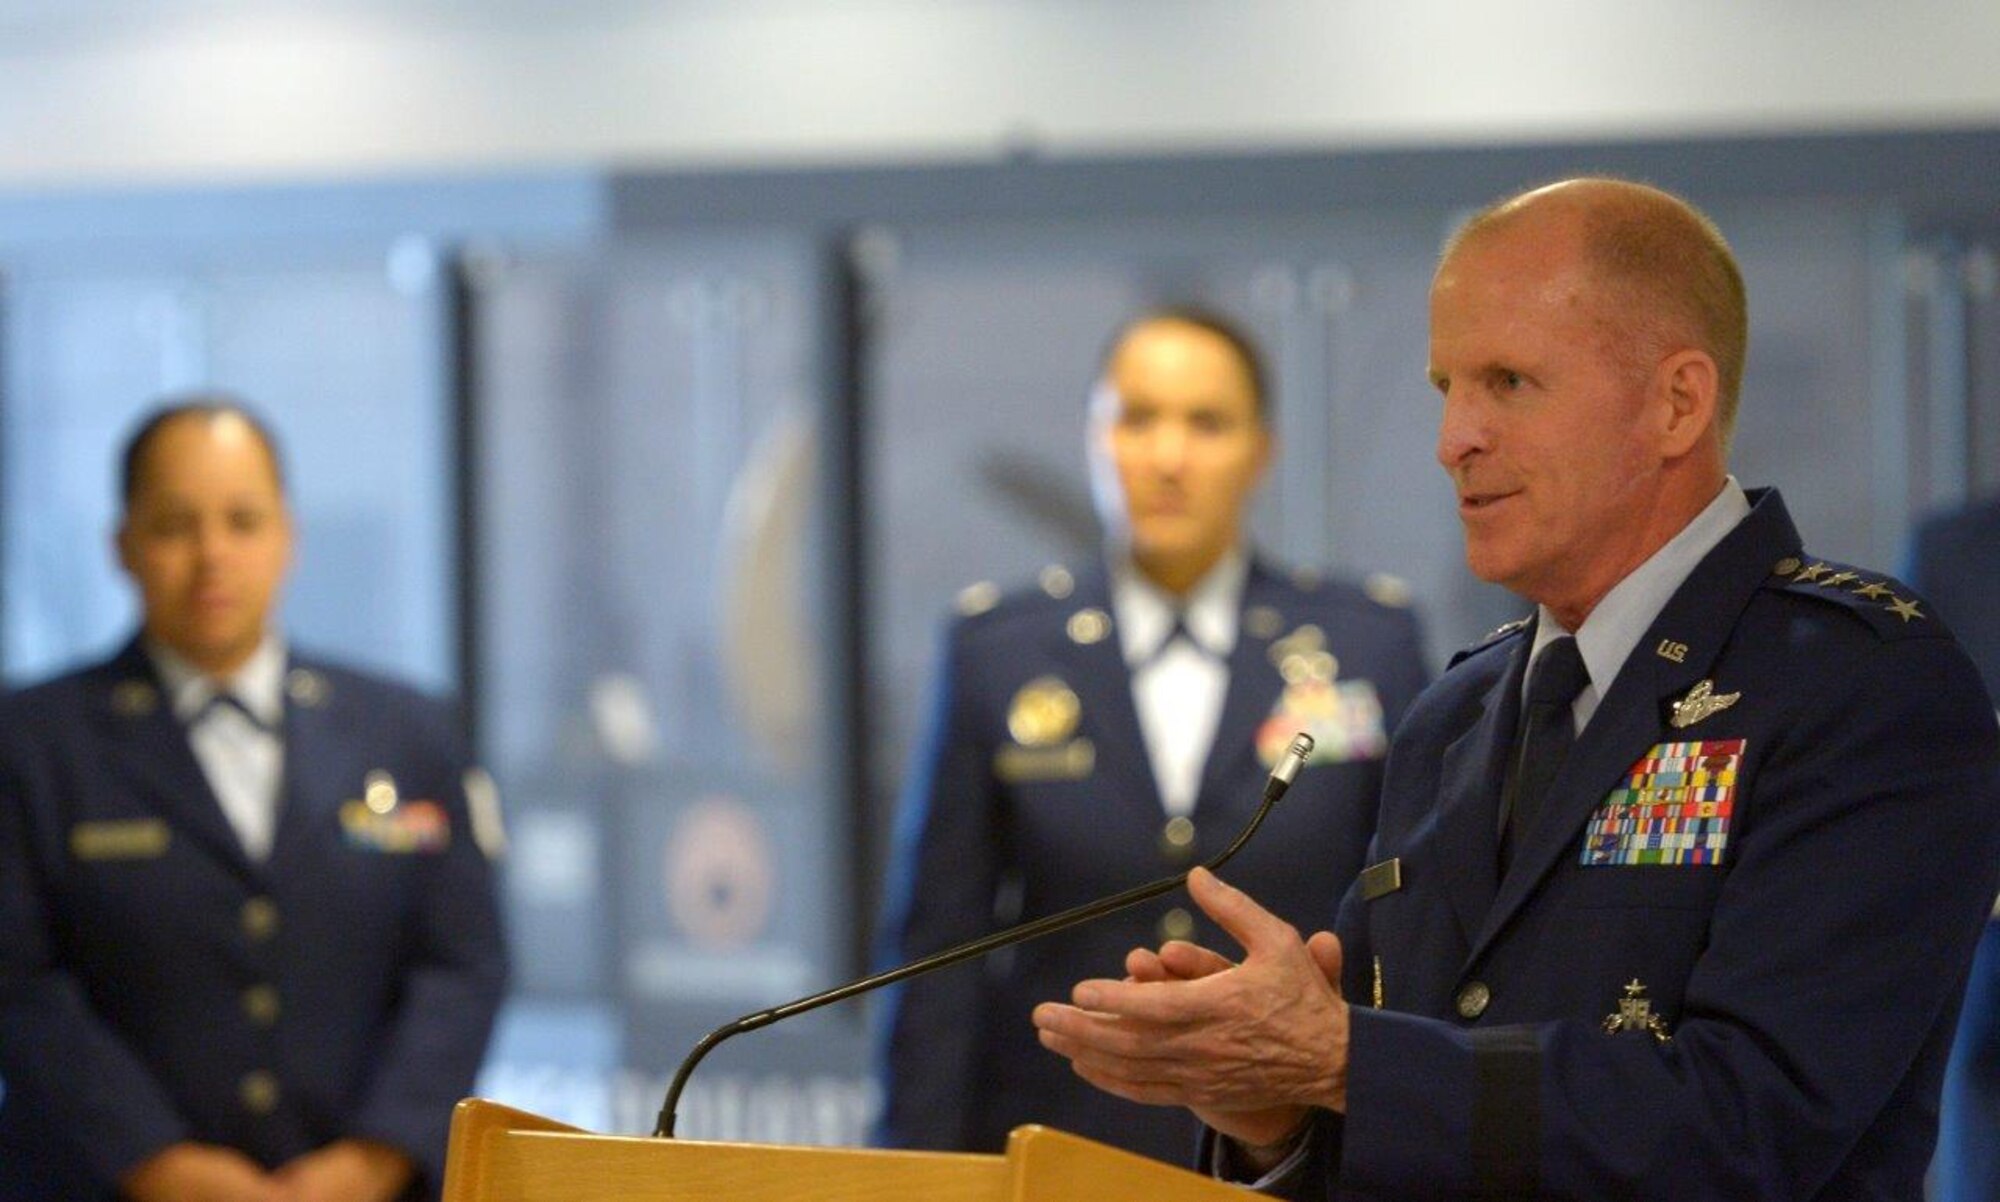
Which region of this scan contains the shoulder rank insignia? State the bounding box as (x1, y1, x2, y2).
(1669, 679, 1739, 730)
(1603, 980, 1673, 1044)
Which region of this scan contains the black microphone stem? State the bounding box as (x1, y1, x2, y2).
(652, 732, 1316, 1138)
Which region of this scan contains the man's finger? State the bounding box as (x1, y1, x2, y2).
(1186, 866, 1301, 958)
(1305, 930, 1344, 987)
(1126, 946, 1168, 982)
(1156, 939, 1235, 980)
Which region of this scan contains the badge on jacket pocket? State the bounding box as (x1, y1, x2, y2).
(1256, 679, 1387, 767)
(1581, 739, 1744, 867)
(340, 799, 451, 853)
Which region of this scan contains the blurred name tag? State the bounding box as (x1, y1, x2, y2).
(70, 818, 172, 861)
(993, 738, 1096, 783)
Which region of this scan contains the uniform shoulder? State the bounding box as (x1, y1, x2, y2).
(1447, 616, 1532, 670)
(286, 653, 455, 716)
(947, 564, 1103, 644)
(0, 661, 100, 718)
(1261, 563, 1417, 617)
(951, 565, 1082, 621)
(1761, 556, 1945, 642)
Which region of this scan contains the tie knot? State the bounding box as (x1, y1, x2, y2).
(198, 691, 276, 736)
(1526, 636, 1589, 709)
(1139, 612, 1217, 667)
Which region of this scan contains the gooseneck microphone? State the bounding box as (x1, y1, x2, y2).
(651, 731, 1316, 1138)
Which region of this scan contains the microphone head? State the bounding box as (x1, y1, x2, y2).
(1272, 732, 1314, 787)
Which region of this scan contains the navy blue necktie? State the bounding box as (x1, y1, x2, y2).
(1501, 636, 1589, 873)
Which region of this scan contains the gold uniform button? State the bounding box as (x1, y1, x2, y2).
(243, 985, 281, 1026)
(239, 1070, 281, 1115)
(1158, 907, 1196, 943)
(1455, 980, 1492, 1020)
(240, 898, 279, 942)
(1159, 816, 1197, 861)
(1773, 556, 1802, 577)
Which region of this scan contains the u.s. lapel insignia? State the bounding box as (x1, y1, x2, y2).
(285, 667, 330, 708)
(110, 679, 159, 717)
(1065, 608, 1111, 645)
(1669, 679, 1739, 730)
(1602, 980, 1673, 1044)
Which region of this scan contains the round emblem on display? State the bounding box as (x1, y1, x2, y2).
(664, 798, 776, 950)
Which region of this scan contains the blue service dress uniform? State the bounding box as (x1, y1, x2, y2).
(1908, 494, 2000, 1202)
(1250, 489, 2000, 1200)
(876, 557, 1429, 1164)
(0, 639, 508, 1202)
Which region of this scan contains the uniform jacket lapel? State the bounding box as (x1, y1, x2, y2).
(1469, 491, 1805, 962)
(1062, 565, 1168, 820)
(1193, 559, 1289, 822)
(268, 660, 357, 870)
(90, 638, 256, 877)
(1432, 637, 1531, 947)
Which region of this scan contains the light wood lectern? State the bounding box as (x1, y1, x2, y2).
(442, 1098, 1248, 1201)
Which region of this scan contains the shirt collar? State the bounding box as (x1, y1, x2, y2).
(1532, 476, 1752, 698)
(147, 633, 288, 729)
(1111, 548, 1249, 667)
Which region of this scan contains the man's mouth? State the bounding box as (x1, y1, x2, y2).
(1459, 489, 1520, 513)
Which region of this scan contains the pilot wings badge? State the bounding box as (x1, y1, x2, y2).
(1669, 679, 1740, 730)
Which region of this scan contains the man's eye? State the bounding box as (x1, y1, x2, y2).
(1498, 370, 1524, 391)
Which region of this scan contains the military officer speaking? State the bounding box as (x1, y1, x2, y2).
(874, 309, 1431, 1163)
(0, 399, 508, 1202)
(1031, 180, 2000, 1200)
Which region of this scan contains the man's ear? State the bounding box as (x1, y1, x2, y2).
(113, 521, 137, 577)
(1655, 349, 1720, 459)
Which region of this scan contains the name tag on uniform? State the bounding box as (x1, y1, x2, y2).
(993, 739, 1096, 783)
(70, 818, 172, 861)
(1360, 857, 1403, 900)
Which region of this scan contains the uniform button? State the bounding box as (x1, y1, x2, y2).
(239, 1070, 281, 1115)
(1159, 817, 1197, 861)
(241, 898, 279, 942)
(1773, 556, 1802, 577)
(243, 985, 281, 1026)
(1158, 907, 1196, 943)
(1455, 980, 1492, 1020)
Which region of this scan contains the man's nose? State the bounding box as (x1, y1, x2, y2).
(1148, 422, 1189, 472)
(1435, 393, 1485, 470)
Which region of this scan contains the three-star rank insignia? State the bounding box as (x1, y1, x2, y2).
(1669, 679, 1740, 730)
(1603, 980, 1673, 1044)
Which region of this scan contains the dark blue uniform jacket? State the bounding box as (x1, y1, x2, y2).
(1266, 489, 2000, 1200)
(877, 557, 1429, 1164)
(0, 639, 507, 1201)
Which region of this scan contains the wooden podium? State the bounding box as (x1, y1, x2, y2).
(442, 1098, 1246, 1201)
